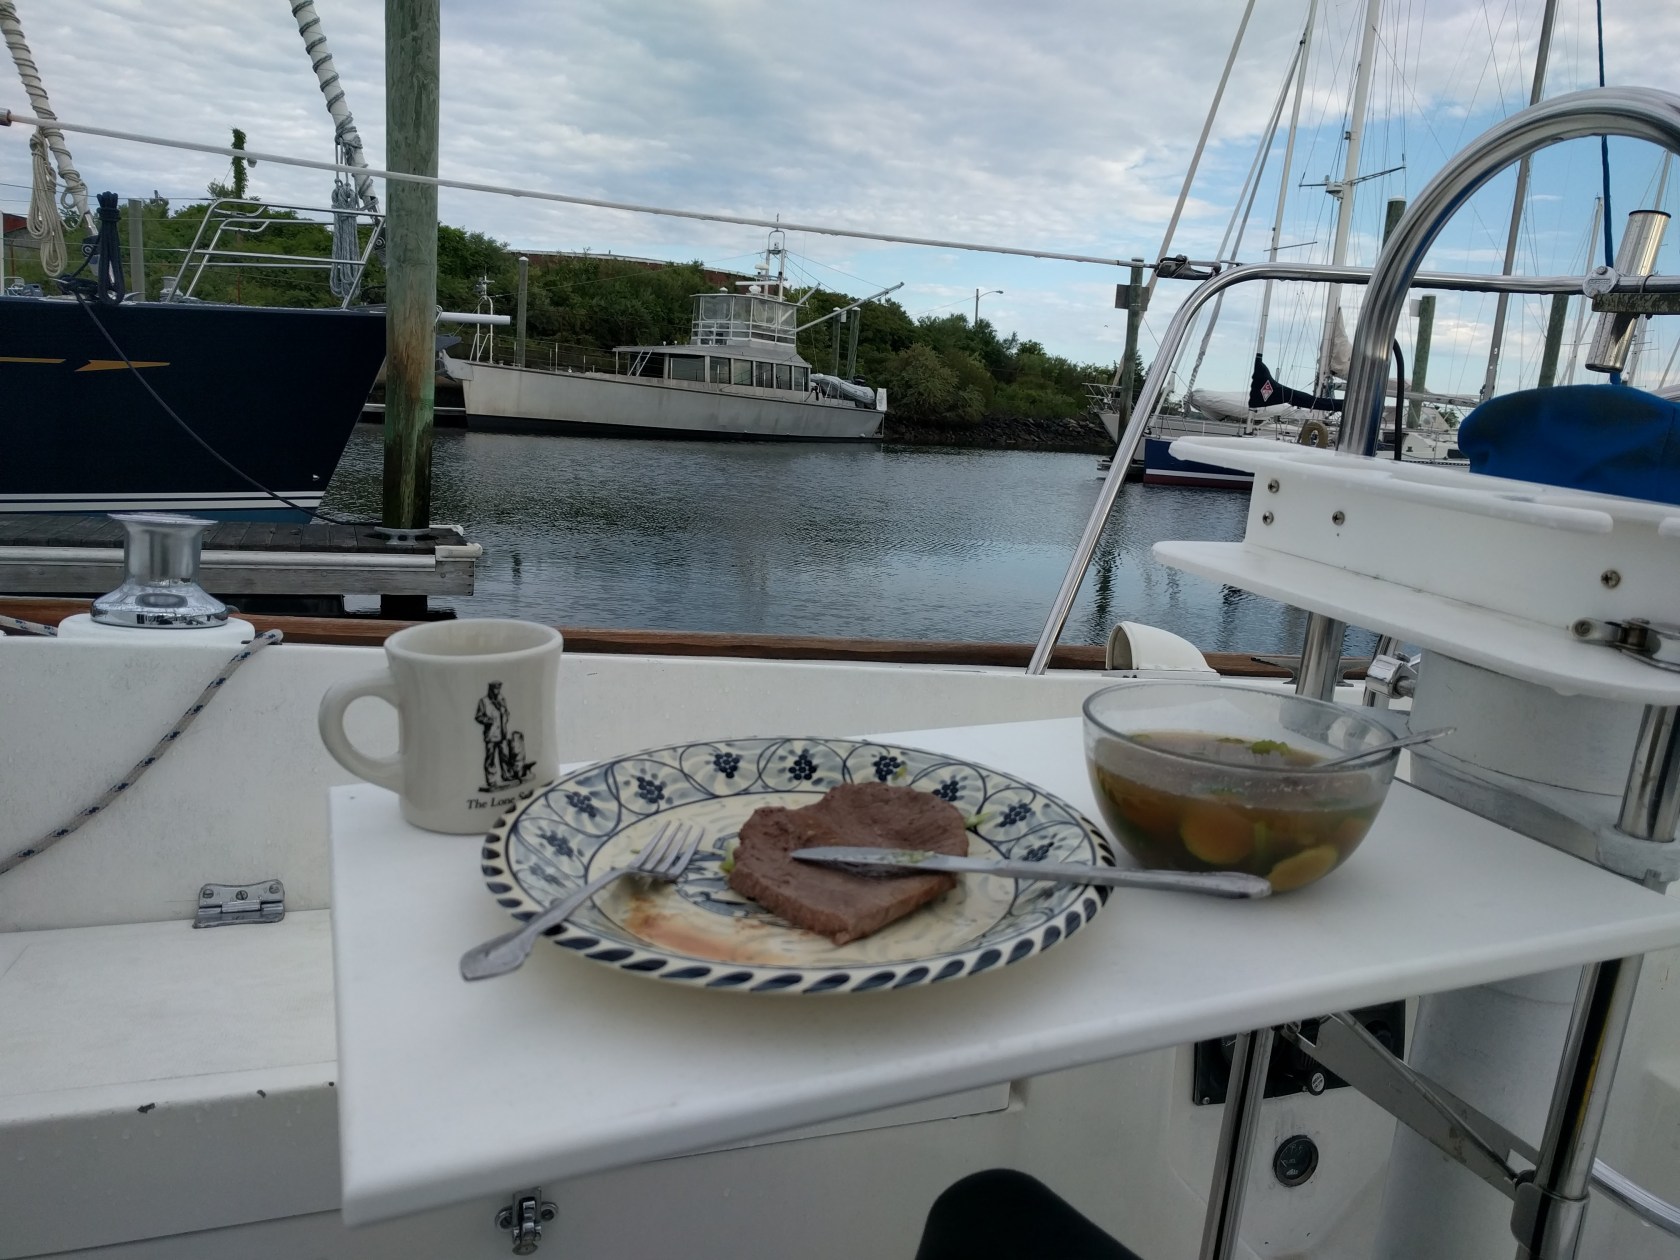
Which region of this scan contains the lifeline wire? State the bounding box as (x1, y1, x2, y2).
(0, 108, 1166, 272)
(0, 621, 285, 878)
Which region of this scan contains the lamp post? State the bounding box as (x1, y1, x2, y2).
(974, 288, 1003, 326)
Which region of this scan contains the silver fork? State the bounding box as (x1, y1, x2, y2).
(460, 820, 703, 981)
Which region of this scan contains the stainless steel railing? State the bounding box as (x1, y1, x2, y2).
(1025, 259, 1680, 676)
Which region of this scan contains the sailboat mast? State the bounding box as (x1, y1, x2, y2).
(1315, 0, 1384, 393)
(1257, 0, 1318, 359)
(1478, 0, 1561, 400)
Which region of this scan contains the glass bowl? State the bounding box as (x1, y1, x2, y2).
(1082, 681, 1402, 893)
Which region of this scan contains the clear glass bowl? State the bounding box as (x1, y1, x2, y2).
(1081, 682, 1402, 893)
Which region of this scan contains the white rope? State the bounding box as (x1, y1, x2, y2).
(0, 0, 89, 246)
(26, 128, 65, 274)
(0, 108, 1165, 271)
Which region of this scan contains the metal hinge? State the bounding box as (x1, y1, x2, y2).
(496, 1188, 556, 1255)
(192, 880, 285, 928)
(1363, 652, 1420, 702)
(1570, 618, 1680, 673)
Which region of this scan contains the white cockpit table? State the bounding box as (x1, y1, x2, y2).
(329, 715, 1680, 1229)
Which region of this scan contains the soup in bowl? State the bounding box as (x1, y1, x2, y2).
(1082, 682, 1402, 893)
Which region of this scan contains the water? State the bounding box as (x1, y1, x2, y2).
(322, 426, 1361, 654)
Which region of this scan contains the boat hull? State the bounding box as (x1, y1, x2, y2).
(1, 296, 387, 519)
(1142, 436, 1254, 489)
(444, 356, 884, 441)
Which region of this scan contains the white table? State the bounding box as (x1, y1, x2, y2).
(329, 716, 1680, 1228)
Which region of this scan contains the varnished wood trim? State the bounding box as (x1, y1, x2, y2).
(0, 596, 1352, 678)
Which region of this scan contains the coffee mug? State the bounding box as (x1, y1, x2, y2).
(318, 619, 562, 833)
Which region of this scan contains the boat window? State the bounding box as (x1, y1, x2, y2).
(754, 361, 774, 388)
(631, 353, 665, 378)
(732, 359, 753, 386)
(709, 357, 730, 384)
(792, 366, 809, 392)
(774, 364, 792, 390)
(668, 355, 706, 382)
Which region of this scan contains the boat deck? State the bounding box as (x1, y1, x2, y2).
(0, 516, 481, 598)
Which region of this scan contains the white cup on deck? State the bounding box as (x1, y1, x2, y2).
(318, 619, 562, 833)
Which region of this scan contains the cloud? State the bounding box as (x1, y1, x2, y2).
(5, 0, 1678, 390)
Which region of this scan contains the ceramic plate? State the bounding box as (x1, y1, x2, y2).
(479, 737, 1116, 994)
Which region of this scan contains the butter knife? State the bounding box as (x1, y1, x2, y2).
(791, 847, 1273, 899)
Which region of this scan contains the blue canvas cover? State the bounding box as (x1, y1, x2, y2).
(1456, 383, 1680, 506)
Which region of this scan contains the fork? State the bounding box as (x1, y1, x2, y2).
(460, 820, 703, 981)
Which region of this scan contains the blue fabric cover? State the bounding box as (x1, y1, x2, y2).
(1456, 383, 1680, 506)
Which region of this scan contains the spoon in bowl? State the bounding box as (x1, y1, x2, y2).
(1307, 725, 1454, 770)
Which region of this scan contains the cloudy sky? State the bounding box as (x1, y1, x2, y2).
(6, 0, 1680, 401)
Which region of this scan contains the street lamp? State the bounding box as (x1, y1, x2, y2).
(974, 288, 1003, 326)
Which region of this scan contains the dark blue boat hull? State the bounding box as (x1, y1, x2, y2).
(1, 296, 386, 519)
(1141, 436, 1253, 489)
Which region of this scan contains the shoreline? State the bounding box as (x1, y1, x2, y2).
(884, 412, 1112, 454)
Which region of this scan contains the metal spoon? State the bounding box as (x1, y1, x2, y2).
(1307, 725, 1454, 770)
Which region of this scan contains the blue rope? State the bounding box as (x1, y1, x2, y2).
(1596, 0, 1615, 270)
(1595, 0, 1621, 386)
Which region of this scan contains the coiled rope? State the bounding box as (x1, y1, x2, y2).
(0, 616, 284, 878)
(1, 0, 89, 275)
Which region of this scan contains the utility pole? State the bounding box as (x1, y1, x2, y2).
(381, 0, 439, 614)
(516, 255, 529, 368)
(1480, 0, 1559, 400)
(127, 198, 145, 300)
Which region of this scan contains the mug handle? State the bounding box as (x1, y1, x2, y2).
(318, 671, 404, 793)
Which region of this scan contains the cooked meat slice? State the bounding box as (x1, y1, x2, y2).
(728, 781, 969, 945)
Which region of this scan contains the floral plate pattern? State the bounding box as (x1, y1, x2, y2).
(479, 737, 1116, 995)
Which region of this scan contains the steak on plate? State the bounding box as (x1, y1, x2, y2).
(727, 781, 969, 945)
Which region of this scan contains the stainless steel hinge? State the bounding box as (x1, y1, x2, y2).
(1571, 618, 1680, 673)
(192, 880, 285, 928)
(496, 1188, 556, 1255)
(1363, 652, 1420, 702)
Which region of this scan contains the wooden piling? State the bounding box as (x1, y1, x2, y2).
(1408, 295, 1436, 428)
(127, 198, 145, 301)
(1537, 293, 1571, 388)
(515, 255, 529, 369)
(382, 0, 439, 536)
(1118, 264, 1144, 413)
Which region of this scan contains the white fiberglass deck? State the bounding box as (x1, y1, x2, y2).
(329, 715, 1680, 1226)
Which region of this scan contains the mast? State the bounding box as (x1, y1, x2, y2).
(1315, 0, 1384, 394)
(1478, 0, 1561, 399)
(1106, 0, 1258, 391)
(1256, 0, 1318, 359)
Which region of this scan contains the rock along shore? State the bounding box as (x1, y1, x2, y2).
(884, 412, 1112, 454)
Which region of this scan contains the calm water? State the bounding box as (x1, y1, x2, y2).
(322, 426, 1359, 654)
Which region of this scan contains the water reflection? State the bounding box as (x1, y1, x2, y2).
(323, 427, 1376, 654)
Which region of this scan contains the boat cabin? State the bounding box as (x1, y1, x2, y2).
(612, 290, 814, 393)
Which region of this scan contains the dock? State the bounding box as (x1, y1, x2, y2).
(0, 516, 480, 598)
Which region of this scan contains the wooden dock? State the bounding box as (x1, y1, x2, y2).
(0, 516, 481, 597)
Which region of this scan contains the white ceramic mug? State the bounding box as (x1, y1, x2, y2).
(318, 619, 562, 833)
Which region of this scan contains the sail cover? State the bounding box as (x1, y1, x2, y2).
(1248, 356, 1343, 413)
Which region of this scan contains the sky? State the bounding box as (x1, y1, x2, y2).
(6, 0, 1680, 403)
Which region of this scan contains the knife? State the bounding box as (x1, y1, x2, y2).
(790, 847, 1273, 899)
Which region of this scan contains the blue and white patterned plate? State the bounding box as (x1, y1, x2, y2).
(479, 737, 1116, 995)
